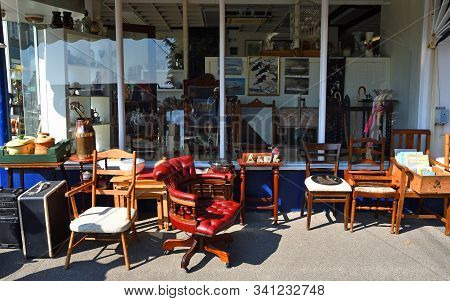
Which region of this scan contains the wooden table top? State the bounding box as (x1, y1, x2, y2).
(237, 159, 283, 168)
(0, 161, 66, 168)
(68, 154, 94, 163)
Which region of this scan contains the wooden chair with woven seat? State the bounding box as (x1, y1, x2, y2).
(390, 129, 433, 234)
(345, 137, 400, 233)
(301, 142, 352, 230)
(64, 149, 138, 270)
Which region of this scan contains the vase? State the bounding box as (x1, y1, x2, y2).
(62, 11, 73, 29)
(50, 11, 63, 28)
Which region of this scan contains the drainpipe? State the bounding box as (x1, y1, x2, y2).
(183, 0, 189, 80)
(115, 0, 126, 149)
(219, 0, 225, 159)
(0, 4, 11, 146)
(318, 0, 329, 143)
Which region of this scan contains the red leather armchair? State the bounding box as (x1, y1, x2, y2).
(153, 156, 241, 271)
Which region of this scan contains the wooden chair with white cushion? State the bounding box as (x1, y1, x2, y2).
(64, 149, 138, 270)
(301, 142, 352, 230)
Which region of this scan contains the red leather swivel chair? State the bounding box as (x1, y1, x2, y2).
(153, 156, 241, 271)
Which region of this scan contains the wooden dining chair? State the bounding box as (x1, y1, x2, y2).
(390, 129, 431, 157)
(345, 137, 400, 233)
(64, 149, 138, 270)
(301, 142, 352, 230)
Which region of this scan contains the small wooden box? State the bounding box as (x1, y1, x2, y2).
(408, 167, 450, 194)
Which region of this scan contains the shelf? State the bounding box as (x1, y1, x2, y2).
(157, 88, 183, 92)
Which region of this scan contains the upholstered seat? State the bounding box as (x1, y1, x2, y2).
(195, 199, 241, 236)
(354, 186, 396, 194)
(304, 176, 352, 192)
(70, 207, 136, 233)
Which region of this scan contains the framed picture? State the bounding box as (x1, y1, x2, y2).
(225, 78, 245, 96)
(223, 57, 244, 76)
(284, 77, 309, 95)
(248, 56, 280, 96)
(284, 58, 309, 76)
(245, 40, 263, 56)
(273, 40, 292, 51)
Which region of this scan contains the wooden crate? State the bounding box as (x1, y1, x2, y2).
(0, 139, 71, 163)
(408, 167, 450, 194)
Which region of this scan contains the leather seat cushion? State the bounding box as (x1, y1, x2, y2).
(304, 176, 352, 192)
(195, 199, 241, 237)
(70, 206, 136, 233)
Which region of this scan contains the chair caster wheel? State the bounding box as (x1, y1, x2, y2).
(225, 262, 231, 268)
(164, 250, 171, 255)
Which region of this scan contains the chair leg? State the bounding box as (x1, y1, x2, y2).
(390, 199, 398, 234)
(131, 222, 139, 242)
(64, 231, 75, 270)
(306, 192, 312, 230)
(181, 238, 199, 270)
(301, 191, 308, 217)
(332, 202, 337, 217)
(163, 236, 195, 251)
(344, 194, 350, 231)
(396, 195, 405, 235)
(120, 232, 130, 270)
(350, 196, 357, 233)
(205, 242, 230, 265)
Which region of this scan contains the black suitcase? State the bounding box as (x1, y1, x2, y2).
(0, 187, 25, 248)
(18, 181, 70, 258)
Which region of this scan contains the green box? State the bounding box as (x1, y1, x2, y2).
(0, 139, 71, 163)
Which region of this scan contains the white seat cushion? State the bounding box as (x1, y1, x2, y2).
(354, 186, 396, 194)
(304, 176, 352, 192)
(70, 207, 136, 233)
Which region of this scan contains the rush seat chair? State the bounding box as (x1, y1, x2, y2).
(153, 156, 241, 271)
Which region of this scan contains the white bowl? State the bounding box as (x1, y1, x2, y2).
(119, 158, 145, 174)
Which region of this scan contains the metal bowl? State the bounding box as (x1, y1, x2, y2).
(209, 159, 234, 174)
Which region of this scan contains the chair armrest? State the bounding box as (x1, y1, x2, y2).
(168, 187, 197, 205)
(430, 158, 450, 171)
(65, 181, 94, 197)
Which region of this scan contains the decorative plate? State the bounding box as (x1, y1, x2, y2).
(311, 175, 343, 186)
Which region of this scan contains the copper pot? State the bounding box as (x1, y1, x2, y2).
(35, 132, 55, 154)
(75, 118, 96, 159)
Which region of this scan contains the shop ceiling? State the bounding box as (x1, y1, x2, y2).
(100, 0, 386, 34)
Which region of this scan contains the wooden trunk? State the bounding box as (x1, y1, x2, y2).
(408, 167, 450, 194)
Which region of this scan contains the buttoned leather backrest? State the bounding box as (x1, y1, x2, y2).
(153, 156, 197, 188)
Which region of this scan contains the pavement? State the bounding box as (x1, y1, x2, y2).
(1, 210, 449, 281)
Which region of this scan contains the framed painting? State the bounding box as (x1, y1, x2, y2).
(247, 56, 280, 96)
(225, 78, 245, 96)
(245, 40, 263, 56)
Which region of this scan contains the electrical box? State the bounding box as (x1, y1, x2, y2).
(435, 107, 449, 125)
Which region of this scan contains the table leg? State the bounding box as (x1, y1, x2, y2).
(7, 168, 13, 188)
(239, 167, 245, 225)
(162, 192, 170, 230)
(157, 196, 163, 230)
(20, 169, 25, 188)
(60, 164, 70, 190)
(273, 167, 279, 225)
(445, 197, 450, 236)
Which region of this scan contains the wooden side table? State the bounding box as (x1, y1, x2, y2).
(238, 159, 282, 225)
(0, 160, 69, 189)
(110, 175, 169, 230)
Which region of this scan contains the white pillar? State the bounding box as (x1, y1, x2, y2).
(418, 0, 433, 129)
(183, 0, 189, 80)
(318, 0, 329, 143)
(219, 0, 226, 158)
(115, 0, 126, 149)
